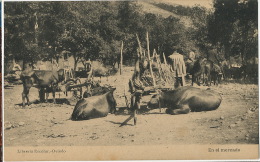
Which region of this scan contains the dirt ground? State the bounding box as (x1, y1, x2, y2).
(4, 67, 259, 146)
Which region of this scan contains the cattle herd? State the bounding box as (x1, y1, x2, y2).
(186, 57, 258, 86)
(15, 54, 238, 126)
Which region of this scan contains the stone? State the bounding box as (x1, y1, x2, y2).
(247, 110, 254, 114)
(18, 122, 25, 126)
(229, 124, 236, 128)
(220, 116, 224, 120)
(5, 124, 12, 130)
(5, 121, 10, 124)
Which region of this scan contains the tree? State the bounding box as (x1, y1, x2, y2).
(208, 0, 258, 64)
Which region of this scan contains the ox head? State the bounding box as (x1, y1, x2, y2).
(147, 94, 159, 109)
(107, 87, 117, 114)
(147, 89, 163, 109)
(84, 85, 110, 98)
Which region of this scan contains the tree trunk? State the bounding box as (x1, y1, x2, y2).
(73, 56, 78, 71)
(120, 41, 124, 75)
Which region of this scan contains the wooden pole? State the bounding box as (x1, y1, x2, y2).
(162, 52, 171, 85)
(152, 49, 156, 60)
(120, 41, 124, 75)
(146, 32, 156, 87)
(163, 52, 167, 65)
(136, 34, 142, 57)
(51, 58, 53, 71)
(155, 50, 161, 78)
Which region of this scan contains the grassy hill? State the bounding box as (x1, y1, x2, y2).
(137, 0, 194, 28)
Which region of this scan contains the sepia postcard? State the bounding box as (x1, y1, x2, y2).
(3, 0, 259, 161)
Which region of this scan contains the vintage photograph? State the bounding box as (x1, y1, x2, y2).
(3, 0, 258, 160)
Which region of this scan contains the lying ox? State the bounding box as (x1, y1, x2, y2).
(70, 88, 117, 120)
(147, 86, 222, 115)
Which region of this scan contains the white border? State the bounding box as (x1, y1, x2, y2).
(2, 1, 4, 162)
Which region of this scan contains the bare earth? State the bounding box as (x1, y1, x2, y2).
(4, 67, 259, 146)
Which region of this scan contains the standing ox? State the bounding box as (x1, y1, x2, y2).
(190, 57, 206, 86)
(70, 88, 117, 120)
(147, 86, 222, 115)
(210, 63, 222, 85)
(20, 64, 64, 107)
(202, 60, 213, 86)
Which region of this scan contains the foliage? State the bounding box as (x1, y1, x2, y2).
(4, 0, 258, 71)
(208, 0, 258, 64)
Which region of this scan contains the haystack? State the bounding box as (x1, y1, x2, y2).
(141, 62, 175, 89)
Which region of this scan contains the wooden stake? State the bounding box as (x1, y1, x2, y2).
(161, 52, 171, 85)
(155, 50, 161, 78)
(152, 49, 156, 63)
(136, 34, 142, 57)
(120, 41, 124, 75)
(146, 32, 156, 87)
(163, 52, 167, 65)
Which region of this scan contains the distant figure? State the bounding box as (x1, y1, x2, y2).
(38, 61, 46, 70)
(12, 62, 22, 71)
(62, 58, 73, 81)
(85, 59, 93, 80)
(189, 51, 196, 62)
(11, 61, 22, 77)
(63, 59, 70, 70)
(52, 59, 59, 71)
(168, 51, 187, 88)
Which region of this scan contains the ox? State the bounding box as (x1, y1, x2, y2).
(70, 88, 117, 120)
(191, 58, 222, 86)
(20, 64, 65, 107)
(82, 83, 112, 98)
(147, 86, 222, 115)
(190, 57, 206, 86)
(201, 59, 214, 86)
(240, 64, 258, 81)
(210, 63, 222, 85)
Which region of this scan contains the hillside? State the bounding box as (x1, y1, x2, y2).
(137, 0, 193, 27)
(137, 1, 178, 18)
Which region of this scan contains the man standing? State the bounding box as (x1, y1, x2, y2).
(189, 51, 196, 62)
(168, 50, 187, 88)
(12, 60, 22, 77)
(186, 51, 196, 76)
